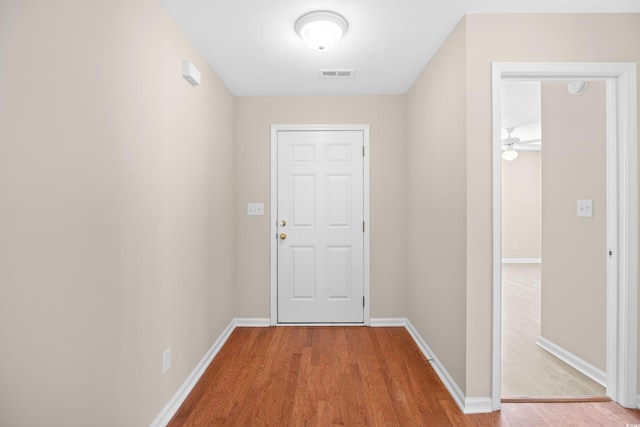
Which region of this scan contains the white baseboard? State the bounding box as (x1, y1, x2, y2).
(464, 397, 493, 414)
(150, 319, 236, 427)
(502, 258, 542, 264)
(405, 320, 492, 414)
(404, 320, 465, 410)
(234, 318, 271, 327)
(152, 317, 493, 425)
(370, 318, 408, 327)
(537, 336, 607, 386)
(150, 318, 270, 427)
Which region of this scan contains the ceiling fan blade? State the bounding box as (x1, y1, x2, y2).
(518, 138, 541, 145)
(501, 137, 520, 144)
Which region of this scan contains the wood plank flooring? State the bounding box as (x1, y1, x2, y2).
(502, 264, 606, 398)
(168, 326, 640, 426)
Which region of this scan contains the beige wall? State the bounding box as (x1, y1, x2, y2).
(541, 81, 607, 371)
(234, 96, 407, 319)
(0, 1, 235, 426)
(464, 13, 640, 397)
(502, 152, 541, 260)
(406, 13, 640, 400)
(1, 5, 639, 423)
(406, 19, 468, 392)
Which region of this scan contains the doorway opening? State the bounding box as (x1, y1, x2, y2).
(501, 80, 608, 400)
(491, 63, 638, 410)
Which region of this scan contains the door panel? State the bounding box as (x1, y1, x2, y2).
(290, 247, 315, 299)
(326, 246, 351, 299)
(277, 130, 364, 323)
(291, 176, 315, 228)
(326, 175, 352, 228)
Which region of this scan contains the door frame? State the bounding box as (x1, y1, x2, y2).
(491, 62, 638, 409)
(270, 124, 371, 326)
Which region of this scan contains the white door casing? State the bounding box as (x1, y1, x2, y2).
(271, 125, 370, 324)
(491, 62, 637, 410)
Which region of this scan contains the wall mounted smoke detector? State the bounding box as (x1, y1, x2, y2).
(568, 81, 588, 95)
(182, 60, 201, 86)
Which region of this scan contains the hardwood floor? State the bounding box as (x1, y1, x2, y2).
(501, 263, 606, 398)
(168, 326, 640, 426)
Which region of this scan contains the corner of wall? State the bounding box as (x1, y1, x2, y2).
(403, 320, 493, 414)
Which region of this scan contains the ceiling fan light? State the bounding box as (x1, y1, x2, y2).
(295, 11, 348, 51)
(502, 149, 518, 162)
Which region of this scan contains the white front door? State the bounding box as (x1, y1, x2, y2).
(276, 129, 364, 323)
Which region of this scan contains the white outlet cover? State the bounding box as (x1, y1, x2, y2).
(577, 199, 593, 217)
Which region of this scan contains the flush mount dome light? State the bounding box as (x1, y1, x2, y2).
(501, 148, 518, 161)
(295, 11, 348, 51)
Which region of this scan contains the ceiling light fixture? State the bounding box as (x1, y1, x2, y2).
(501, 148, 518, 161)
(295, 11, 348, 51)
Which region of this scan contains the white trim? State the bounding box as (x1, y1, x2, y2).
(501, 258, 541, 264)
(270, 124, 371, 326)
(463, 398, 493, 414)
(405, 320, 492, 414)
(270, 126, 278, 326)
(150, 319, 236, 427)
(491, 63, 503, 411)
(606, 76, 621, 401)
(363, 125, 371, 326)
(537, 336, 607, 386)
(404, 320, 465, 410)
(614, 63, 638, 408)
(370, 318, 408, 327)
(491, 62, 638, 410)
(233, 318, 271, 327)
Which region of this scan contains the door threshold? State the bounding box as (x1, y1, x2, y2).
(276, 322, 365, 327)
(501, 396, 612, 403)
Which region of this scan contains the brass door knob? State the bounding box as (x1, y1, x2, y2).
(279, 233, 287, 240)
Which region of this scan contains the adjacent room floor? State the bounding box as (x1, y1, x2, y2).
(501, 263, 606, 398)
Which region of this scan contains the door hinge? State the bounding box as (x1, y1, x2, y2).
(363, 296, 365, 307)
(363, 221, 365, 232)
(362, 146, 365, 157)
(609, 249, 613, 257)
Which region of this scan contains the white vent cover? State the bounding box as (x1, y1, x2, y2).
(320, 69, 355, 78)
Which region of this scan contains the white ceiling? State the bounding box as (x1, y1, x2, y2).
(159, 0, 640, 96)
(501, 81, 541, 143)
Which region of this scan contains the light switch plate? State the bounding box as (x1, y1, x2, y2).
(247, 203, 264, 216)
(577, 199, 593, 217)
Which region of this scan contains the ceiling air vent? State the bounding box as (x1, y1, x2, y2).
(320, 69, 355, 78)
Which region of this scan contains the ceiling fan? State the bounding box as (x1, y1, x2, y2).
(501, 127, 541, 161)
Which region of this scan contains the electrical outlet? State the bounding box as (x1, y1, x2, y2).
(163, 348, 172, 375)
(577, 199, 593, 217)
